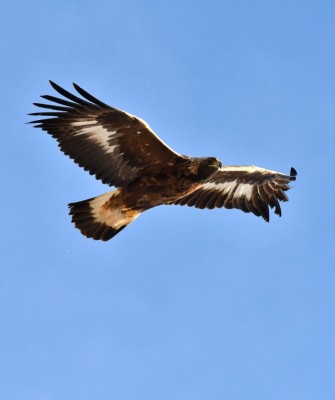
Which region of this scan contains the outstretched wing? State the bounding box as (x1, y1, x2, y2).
(29, 81, 182, 187)
(173, 166, 297, 221)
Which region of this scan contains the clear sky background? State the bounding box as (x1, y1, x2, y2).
(1, 1, 334, 399)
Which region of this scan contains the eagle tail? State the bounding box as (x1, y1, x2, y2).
(68, 190, 140, 241)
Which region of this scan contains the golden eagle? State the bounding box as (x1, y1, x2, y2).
(29, 82, 297, 241)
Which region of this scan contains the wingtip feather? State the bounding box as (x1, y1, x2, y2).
(49, 80, 57, 89)
(72, 82, 109, 107)
(290, 167, 297, 180)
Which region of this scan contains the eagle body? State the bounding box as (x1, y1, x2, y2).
(29, 82, 297, 241)
(122, 156, 222, 206)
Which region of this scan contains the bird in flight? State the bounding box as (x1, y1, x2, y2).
(29, 81, 297, 241)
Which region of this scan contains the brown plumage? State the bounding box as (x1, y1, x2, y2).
(29, 81, 297, 241)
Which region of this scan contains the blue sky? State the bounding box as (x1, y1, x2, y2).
(1, 1, 335, 399)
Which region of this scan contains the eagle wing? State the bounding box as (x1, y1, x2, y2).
(173, 166, 297, 221)
(29, 81, 182, 187)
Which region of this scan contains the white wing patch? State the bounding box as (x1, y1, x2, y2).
(234, 182, 253, 200)
(71, 121, 119, 154)
(202, 180, 254, 201)
(92, 128, 118, 154)
(71, 120, 96, 127)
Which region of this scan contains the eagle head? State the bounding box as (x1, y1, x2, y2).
(197, 157, 222, 180)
